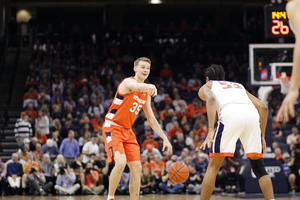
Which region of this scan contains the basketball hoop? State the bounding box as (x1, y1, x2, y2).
(279, 72, 291, 95)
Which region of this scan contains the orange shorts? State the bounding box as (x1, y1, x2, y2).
(102, 122, 140, 164)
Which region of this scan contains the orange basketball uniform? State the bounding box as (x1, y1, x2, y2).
(102, 77, 148, 163)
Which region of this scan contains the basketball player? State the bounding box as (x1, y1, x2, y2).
(276, 0, 300, 122)
(198, 65, 275, 200)
(102, 57, 173, 200)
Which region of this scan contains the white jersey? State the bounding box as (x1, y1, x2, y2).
(209, 80, 262, 158)
(211, 80, 254, 115)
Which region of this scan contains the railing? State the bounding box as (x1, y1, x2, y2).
(0, 33, 7, 140)
(0, 34, 21, 140)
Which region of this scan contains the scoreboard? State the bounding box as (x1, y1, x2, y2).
(264, 4, 294, 38)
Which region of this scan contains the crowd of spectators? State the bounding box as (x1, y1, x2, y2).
(1, 12, 300, 196)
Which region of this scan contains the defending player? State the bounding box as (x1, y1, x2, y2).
(198, 65, 275, 200)
(276, 0, 300, 122)
(102, 57, 173, 200)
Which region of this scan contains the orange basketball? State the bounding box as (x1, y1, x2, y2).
(168, 162, 189, 184)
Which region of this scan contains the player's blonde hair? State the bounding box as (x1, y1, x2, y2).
(134, 57, 151, 66)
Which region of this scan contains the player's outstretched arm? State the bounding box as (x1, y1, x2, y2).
(276, 1, 300, 122)
(143, 95, 173, 155)
(121, 78, 157, 97)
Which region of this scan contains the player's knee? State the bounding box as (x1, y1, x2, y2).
(128, 161, 142, 173)
(249, 158, 268, 179)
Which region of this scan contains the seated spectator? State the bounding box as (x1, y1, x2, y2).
(186, 98, 206, 120)
(218, 157, 245, 194)
(50, 118, 62, 135)
(60, 114, 75, 138)
(274, 147, 283, 163)
(54, 165, 80, 195)
(90, 113, 103, 132)
(63, 105, 77, 122)
(287, 145, 300, 192)
(23, 87, 39, 109)
(0, 157, 7, 196)
(149, 154, 165, 188)
(29, 137, 38, 152)
(76, 98, 88, 118)
(22, 153, 41, 194)
(69, 154, 86, 184)
(192, 152, 208, 174)
(172, 132, 186, 155)
(117, 172, 130, 195)
(78, 130, 91, 150)
(140, 167, 155, 194)
(35, 110, 50, 138)
(51, 105, 63, 120)
(24, 167, 52, 195)
(54, 154, 67, 177)
(168, 120, 183, 139)
(23, 87, 38, 102)
(165, 155, 178, 172)
(153, 87, 167, 109)
(287, 127, 299, 150)
(141, 144, 163, 159)
(40, 154, 55, 185)
(33, 143, 42, 161)
(281, 153, 292, 177)
(6, 153, 23, 195)
(87, 99, 105, 118)
(64, 95, 76, 111)
(271, 116, 283, 138)
(42, 139, 59, 162)
(19, 142, 30, 161)
(185, 163, 202, 194)
(177, 148, 190, 162)
(23, 102, 38, 121)
(81, 162, 104, 195)
(142, 134, 159, 152)
(35, 129, 48, 145)
(89, 153, 107, 186)
(51, 87, 64, 106)
(89, 87, 104, 106)
(52, 131, 63, 148)
(38, 88, 51, 104)
(158, 172, 184, 194)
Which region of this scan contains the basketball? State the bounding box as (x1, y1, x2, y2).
(168, 162, 189, 184)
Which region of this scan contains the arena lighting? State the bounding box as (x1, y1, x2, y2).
(150, 0, 162, 4)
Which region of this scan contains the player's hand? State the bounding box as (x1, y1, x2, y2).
(147, 84, 157, 97)
(276, 90, 299, 123)
(200, 135, 214, 150)
(162, 139, 173, 155)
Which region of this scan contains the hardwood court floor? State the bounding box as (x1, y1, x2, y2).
(0, 193, 299, 200)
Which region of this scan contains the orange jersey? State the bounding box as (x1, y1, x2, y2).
(105, 77, 148, 128)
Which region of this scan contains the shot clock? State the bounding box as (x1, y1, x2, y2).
(264, 4, 294, 38)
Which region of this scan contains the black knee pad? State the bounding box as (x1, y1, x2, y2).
(249, 158, 268, 179)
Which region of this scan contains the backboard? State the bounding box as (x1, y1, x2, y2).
(249, 43, 294, 86)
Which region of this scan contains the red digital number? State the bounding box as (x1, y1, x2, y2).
(271, 20, 290, 35)
(219, 81, 242, 89)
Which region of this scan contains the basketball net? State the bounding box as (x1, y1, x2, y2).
(279, 72, 291, 95)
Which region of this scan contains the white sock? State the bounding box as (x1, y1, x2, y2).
(108, 195, 114, 200)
